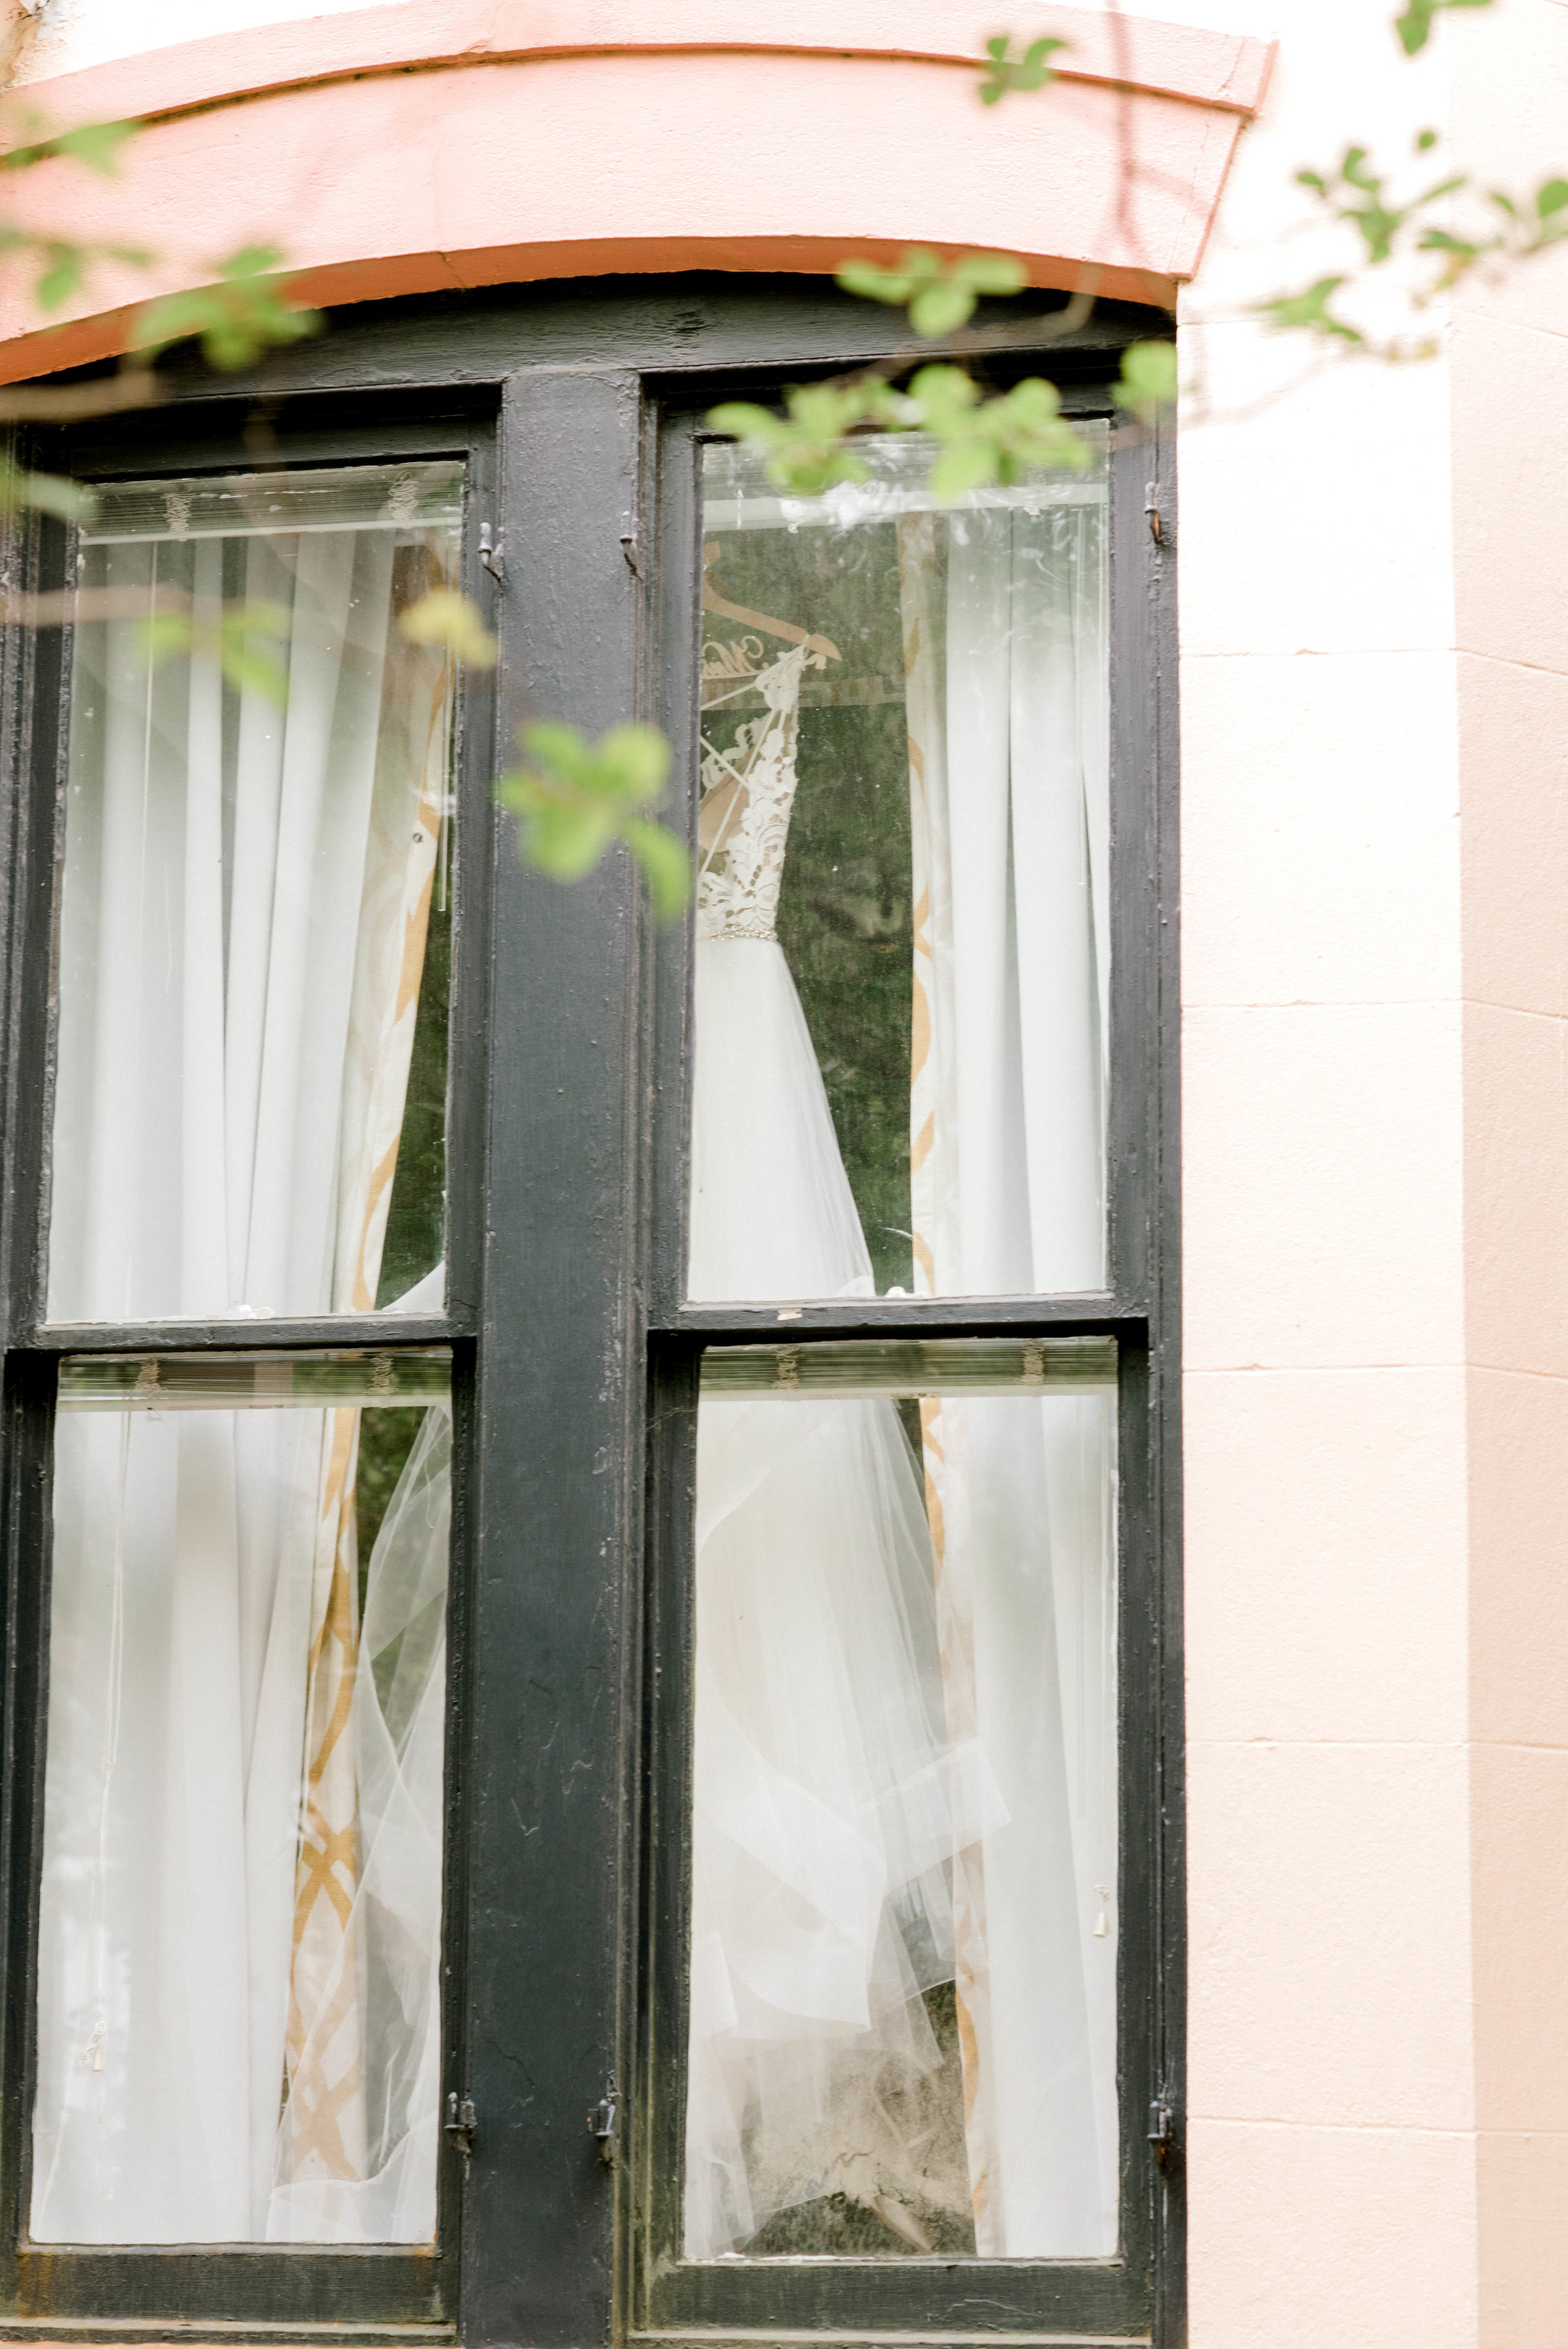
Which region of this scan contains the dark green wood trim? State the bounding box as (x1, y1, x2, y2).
(455, 365, 647, 2349)
(627, 344, 1181, 2349)
(30, 1318, 468, 1351)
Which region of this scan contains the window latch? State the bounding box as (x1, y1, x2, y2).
(1147, 2097, 1175, 2169)
(619, 526, 642, 576)
(445, 2090, 477, 2160)
(479, 522, 505, 586)
(1143, 482, 1168, 550)
(587, 2075, 621, 2166)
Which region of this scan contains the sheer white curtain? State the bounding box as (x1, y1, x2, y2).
(48, 512, 449, 1324)
(897, 495, 1118, 2256)
(687, 1381, 1009, 2258)
(33, 481, 455, 2244)
(35, 1389, 451, 2243)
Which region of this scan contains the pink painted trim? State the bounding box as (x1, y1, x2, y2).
(0, 7, 1272, 385)
(13, 1, 1276, 139)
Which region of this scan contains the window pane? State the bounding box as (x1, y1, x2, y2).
(691, 433, 1109, 1303)
(48, 463, 463, 1323)
(32, 1349, 452, 2244)
(685, 1338, 1118, 2259)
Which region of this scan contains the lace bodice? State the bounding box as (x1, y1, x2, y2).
(696, 640, 819, 942)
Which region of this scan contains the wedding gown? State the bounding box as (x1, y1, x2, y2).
(685, 645, 1004, 2258)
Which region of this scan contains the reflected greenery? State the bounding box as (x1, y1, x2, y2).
(354, 1404, 425, 1619)
(702, 517, 915, 1296)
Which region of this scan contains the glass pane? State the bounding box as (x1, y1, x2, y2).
(691, 432, 1109, 1302)
(685, 1338, 1117, 2259)
(48, 462, 463, 1323)
(32, 1349, 452, 2243)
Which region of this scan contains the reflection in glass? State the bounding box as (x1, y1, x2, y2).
(686, 1339, 1117, 2259)
(48, 463, 462, 1323)
(691, 434, 1109, 1302)
(31, 1351, 451, 2244)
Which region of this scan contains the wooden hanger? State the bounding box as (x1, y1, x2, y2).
(702, 542, 841, 662)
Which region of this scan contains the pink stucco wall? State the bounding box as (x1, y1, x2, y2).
(1180, 0, 1568, 2339)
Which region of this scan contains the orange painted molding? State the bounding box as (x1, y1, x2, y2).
(0, 3, 1276, 385)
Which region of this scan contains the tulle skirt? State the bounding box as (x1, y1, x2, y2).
(684, 937, 998, 2256)
(689, 936, 872, 1306)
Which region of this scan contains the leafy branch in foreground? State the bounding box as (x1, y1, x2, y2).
(0, 225, 151, 315)
(1258, 134, 1568, 355)
(135, 246, 320, 372)
(399, 587, 498, 668)
(142, 571, 503, 711)
(837, 248, 1028, 338)
(140, 599, 293, 701)
(498, 722, 691, 917)
(0, 114, 148, 327)
(0, 116, 318, 517)
(0, 453, 97, 521)
(709, 367, 1090, 500)
(0, 115, 136, 178)
(1113, 340, 1180, 424)
(710, 337, 1175, 502)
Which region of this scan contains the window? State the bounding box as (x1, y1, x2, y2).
(0, 281, 1177, 2346)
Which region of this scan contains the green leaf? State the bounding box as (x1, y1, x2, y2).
(520, 719, 595, 780)
(1254, 274, 1364, 344)
(1395, 0, 1494, 56)
(134, 246, 319, 372)
(977, 30, 1067, 103)
(1538, 178, 1568, 219)
(909, 282, 974, 337)
(836, 248, 1026, 338)
(217, 646, 287, 702)
(1115, 340, 1179, 422)
(12, 467, 97, 521)
(835, 258, 915, 306)
(137, 612, 194, 663)
(926, 438, 1007, 502)
(706, 382, 902, 496)
(1416, 227, 1477, 257)
(3, 116, 135, 174)
(498, 718, 686, 912)
(622, 815, 694, 919)
(216, 601, 291, 702)
(138, 598, 292, 702)
(49, 120, 135, 176)
(35, 244, 84, 312)
(399, 586, 498, 667)
(955, 253, 1030, 297)
(523, 800, 617, 883)
(704, 399, 780, 444)
(904, 365, 1088, 497)
(597, 721, 673, 802)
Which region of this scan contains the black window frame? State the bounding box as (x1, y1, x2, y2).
(0, 399, 497, 2337)
(634, 367, 1179, 2349)
(0, 277, 1181, 2349)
